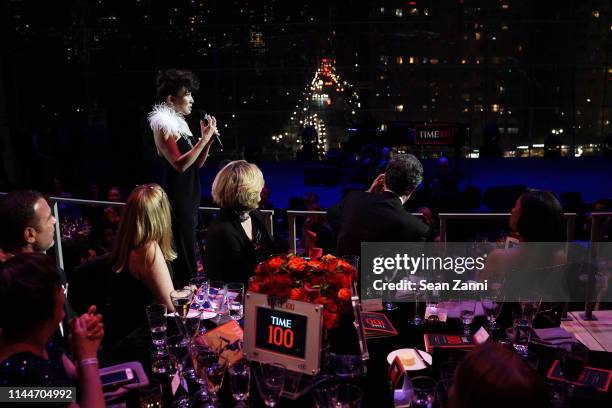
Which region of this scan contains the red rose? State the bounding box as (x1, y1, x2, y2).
(249, 281, 262, 293)
(289, 288, 304, 300)
(325, 300, 338, 313)
(272, 275, 293, 298)
(337, 288, 351, 301)
(323, 310, 340, 329)
(338, 273, 354, 289)
(267, 256, 285, 273)
(313, 296, 328, 305)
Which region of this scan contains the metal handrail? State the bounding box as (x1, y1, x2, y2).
(438, 212, 578, 242)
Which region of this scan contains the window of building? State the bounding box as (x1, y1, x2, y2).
(396, 56, 403, 64)
(395, 104, 404, 112)
(395, 8, 403, 17)
(474, 32, 481, 40)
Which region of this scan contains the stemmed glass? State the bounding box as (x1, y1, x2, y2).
(167, 334, 191, 406)
(171, 288, 194, 336)
(407, 275, 423, 325)
(255, 362, 286, 407)
(459, 296, 477, 335)
(190, 343, 217, 403)
(208, 281, 228, 325)
(226, 282, 245, 321)
(557, 342, 589, 403)
(481, 281, 504, 331)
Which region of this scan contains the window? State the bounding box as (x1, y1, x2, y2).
(395, 104, 404, 112)
(396, 56, 403, 65)
(395, 8, 403, 17)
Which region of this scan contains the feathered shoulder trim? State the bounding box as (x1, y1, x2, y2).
(147, 103, 192, 140)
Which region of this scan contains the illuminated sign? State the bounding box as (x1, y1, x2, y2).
(244, 292, 323, 375)
(415, 124, 454, 145)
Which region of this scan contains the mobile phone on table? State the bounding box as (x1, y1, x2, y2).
(100, 368, 136, 389)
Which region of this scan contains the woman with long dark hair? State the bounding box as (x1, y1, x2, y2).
(148, 69, 218, 286)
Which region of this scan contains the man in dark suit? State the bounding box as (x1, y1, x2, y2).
(329, 154, 430, 257)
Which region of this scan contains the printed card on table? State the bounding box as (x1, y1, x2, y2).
(362, 312, 398, 338)
(547, 360, 612, 392)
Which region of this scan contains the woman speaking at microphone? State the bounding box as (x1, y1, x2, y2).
(148, 69, 218, 286)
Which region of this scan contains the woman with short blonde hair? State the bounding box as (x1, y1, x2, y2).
(105, 184, 177, 349)
(212, 160, 265, 211)
(205, 161, 272, 284)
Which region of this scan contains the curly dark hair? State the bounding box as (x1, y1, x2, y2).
(156, 69, 200, 100)
(0, 190, 44, 252)
(384, 154, 424, 196)
(0, 253, 61, 338)
(516, 190, 565, 242)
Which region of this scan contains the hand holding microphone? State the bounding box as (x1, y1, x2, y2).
(199, 110, 223, 151)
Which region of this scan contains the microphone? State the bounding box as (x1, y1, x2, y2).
(199, 110, 223, 151)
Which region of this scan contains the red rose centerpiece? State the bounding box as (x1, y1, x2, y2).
(249, 254, 358, 329)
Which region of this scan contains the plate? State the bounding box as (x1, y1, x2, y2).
(386, 348, 432, 371)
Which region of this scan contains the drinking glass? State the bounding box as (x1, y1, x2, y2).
(228, 360, 251, 401)
(480, 281, 504, 331)
(146, 304, 168, 346)
(226, 282, 245, 321)
(512, 298, 541, 356)
(190, 343, 217, 402)
(150, 345, 171, 374)
(311, 376, 338, 408)
(255, 362, 286, 407)
(205, 355, 228, 403)
(190, 276, 210, 311)
(459, 297, 477, 335)
(138, 379, 163, 408)
(336, 383, 362, 408)
(170, 289, 194, 320)
(332, 354, 366, 379)
(557, 342, 589, 403)
(411, 376, 435, 408)
(167, 334, 190, 378)
(407, 275, 424, 325)
(208, 281, 228, 324)
(184, 309, 203, 340)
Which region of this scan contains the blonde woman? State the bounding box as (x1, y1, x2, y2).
(105, 184, 176, 349)
(204, 161, 272, 284)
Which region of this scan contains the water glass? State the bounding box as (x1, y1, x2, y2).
(228, 360, 251, 401)
(150, 345, 171, 374)
(146, 304, 168, 346)
(255, 362, 286, 407)
(138, 379, 163, 408)
(183, 309, 203, 340)
(512, 299, 540, 356)
(226, 282, 245, 321)
(190, 276, 209, 310)
(208, 281, 228, 323)
(336, 383, 362, 408)
(167, 334, 190, 377)
(411, 376, 435, 408)
(311, 376, 338, 408)
(332, 354, 365, 379)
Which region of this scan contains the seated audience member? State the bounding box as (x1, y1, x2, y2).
(449, 342, 550, 408)
(0, 253, 105, 408)
(105, 184, 176, 348)
(0, 190, 57, 258)
(329, 154, 431, 257)
(103, 186, 123, 229)
(483, 190, 566, 282)
(204, 160, 273, 285)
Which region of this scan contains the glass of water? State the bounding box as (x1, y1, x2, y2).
(512, 298, 541, 356)
(189, 276, 209, 311)
(208, 281, 227, 324)
(228, 359, 251, 401)
(226, 282, 245, 321)
(145, 304, 168, 346)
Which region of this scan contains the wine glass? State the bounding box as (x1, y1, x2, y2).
(190, 343, 217, 403)
(205, 355, 228, 403)
(557, 342, 589, 401)
(167, 334, 191, 404)
(459, 296, 477, 335)
(255, 362, 286, 407)
(481, 281, 504, 331)
(208, 281, 227, 324)
(411, 376, 435, 408)
(171, 288, 194, 320)
(229, 360, 251, 402)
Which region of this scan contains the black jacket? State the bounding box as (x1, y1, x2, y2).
(329, 191, 431, 257)
(203, 209, 272, 285)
